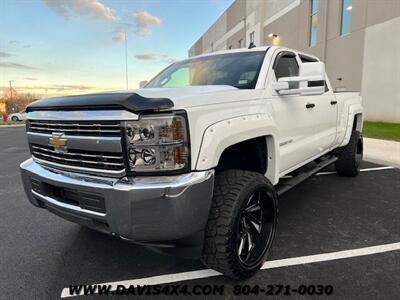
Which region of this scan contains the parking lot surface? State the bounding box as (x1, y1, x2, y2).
(1, 126, 399, 299)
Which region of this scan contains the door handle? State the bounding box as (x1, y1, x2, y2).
(306, 103, 315, 109)
(330, 100, 338, 105)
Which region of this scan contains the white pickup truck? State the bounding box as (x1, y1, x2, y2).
(20, 46, 363, 279)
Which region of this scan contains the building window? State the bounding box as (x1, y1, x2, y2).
(239, 39, 244, 48)
(211, 42, 214, 52)
(341, 0, 352, 35)
(309, 0, 318, 47)
(249, 31, 255, 44)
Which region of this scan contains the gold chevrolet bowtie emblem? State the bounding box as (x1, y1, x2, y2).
(49, 132, 67, 148)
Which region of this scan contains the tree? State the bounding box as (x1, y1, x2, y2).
(0, 88, 38, 113)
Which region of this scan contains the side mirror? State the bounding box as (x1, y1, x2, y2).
(273, 62, 326, 95)
(139, 80, 148, 88)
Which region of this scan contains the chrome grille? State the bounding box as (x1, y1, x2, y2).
(31, 144, 125, 174)
(28, 120, 121, 137)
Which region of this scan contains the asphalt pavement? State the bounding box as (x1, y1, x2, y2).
(1, 126, 399, 300)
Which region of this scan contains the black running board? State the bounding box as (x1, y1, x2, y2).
(276, 156, 338, 196)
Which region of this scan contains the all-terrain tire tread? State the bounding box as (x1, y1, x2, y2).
(201, 170, 277, 280)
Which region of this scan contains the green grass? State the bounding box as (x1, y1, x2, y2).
(363, 121, 400, 142)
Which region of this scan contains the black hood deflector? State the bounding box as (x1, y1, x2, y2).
(26, 92, 174, 113)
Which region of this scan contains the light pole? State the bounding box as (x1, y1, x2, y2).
(9, 80, 14, 112)
(9, 80, 13, 101)
(116, 22, 132, 89)
(124, 30, 128, 89)
(242, 15, 247, 47)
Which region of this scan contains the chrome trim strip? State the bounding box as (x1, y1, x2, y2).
(130, 169, 214, 190)
(32, 156, 125, 176)
(27, 131, 121, 141)
(29, 121, 120, 127)
(27, 110, 139, 121)
(32, 145, 123, 160)
(31, 190, 106, 217)
(28, 132, 122, 153)
(32, 152, 124, 167)
(29, 126, 120, 134)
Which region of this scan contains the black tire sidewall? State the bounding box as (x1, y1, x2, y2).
(355, 133, 363, 168)
(335, 131, 362, 177)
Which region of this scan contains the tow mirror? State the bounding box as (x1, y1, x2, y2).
(273, 62, 326, 95)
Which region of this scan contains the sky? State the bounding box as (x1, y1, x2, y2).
(0, 0, 233, 97)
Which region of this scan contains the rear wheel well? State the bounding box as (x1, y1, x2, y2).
(216, 136, 267, 175)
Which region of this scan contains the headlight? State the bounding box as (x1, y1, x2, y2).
(123, 112, 190, 174)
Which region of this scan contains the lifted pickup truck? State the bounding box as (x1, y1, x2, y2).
(20, 46, 363, 279)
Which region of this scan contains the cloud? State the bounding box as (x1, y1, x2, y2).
(9, 40, 18, 44)
(44, 0, 118, 22)
(52, 84, 94, 91)
(134, 53, 177, 64)
(0, 62, 37, 70)
(130, 10, 161, 36)
(134, 53, 158, 60)
(25, 77, 38, 81)
(23, 44, 32, 48)
(0, 52, 13, 58)
(112, 30, 125, 43)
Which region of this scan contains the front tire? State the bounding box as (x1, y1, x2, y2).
(11, 116, 19, 122)
(201, 170, 278, 280)
(335, 131, 363, 177)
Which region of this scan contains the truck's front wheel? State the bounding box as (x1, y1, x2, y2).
(201, 170, 278, 280)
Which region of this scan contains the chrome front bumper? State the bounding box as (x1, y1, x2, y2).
(20, 158, 214, 242)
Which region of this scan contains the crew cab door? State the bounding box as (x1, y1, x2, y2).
(299, 55, 338, 153)
(268, 51, 319, 173)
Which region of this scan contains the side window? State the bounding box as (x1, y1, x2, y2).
(274, 54, 299, 89)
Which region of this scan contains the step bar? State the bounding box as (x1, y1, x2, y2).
(277, 156, 338, 196)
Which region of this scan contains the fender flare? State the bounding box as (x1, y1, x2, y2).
(195, 114, 280, 185)
(341, 104, 363, 147)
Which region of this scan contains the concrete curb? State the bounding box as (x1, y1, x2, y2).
(364, 157, 399, 168)
(364, 138, 400, 168)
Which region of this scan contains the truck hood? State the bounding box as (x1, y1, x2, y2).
(26, 85, 237, 113)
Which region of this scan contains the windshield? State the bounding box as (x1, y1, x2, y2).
(146, 51, 267, 89)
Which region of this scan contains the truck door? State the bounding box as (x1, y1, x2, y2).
(270, 51, 320, 173)
(299, 55, 338, 153)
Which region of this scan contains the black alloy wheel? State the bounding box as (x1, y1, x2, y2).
(237, 190, 275, 266)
